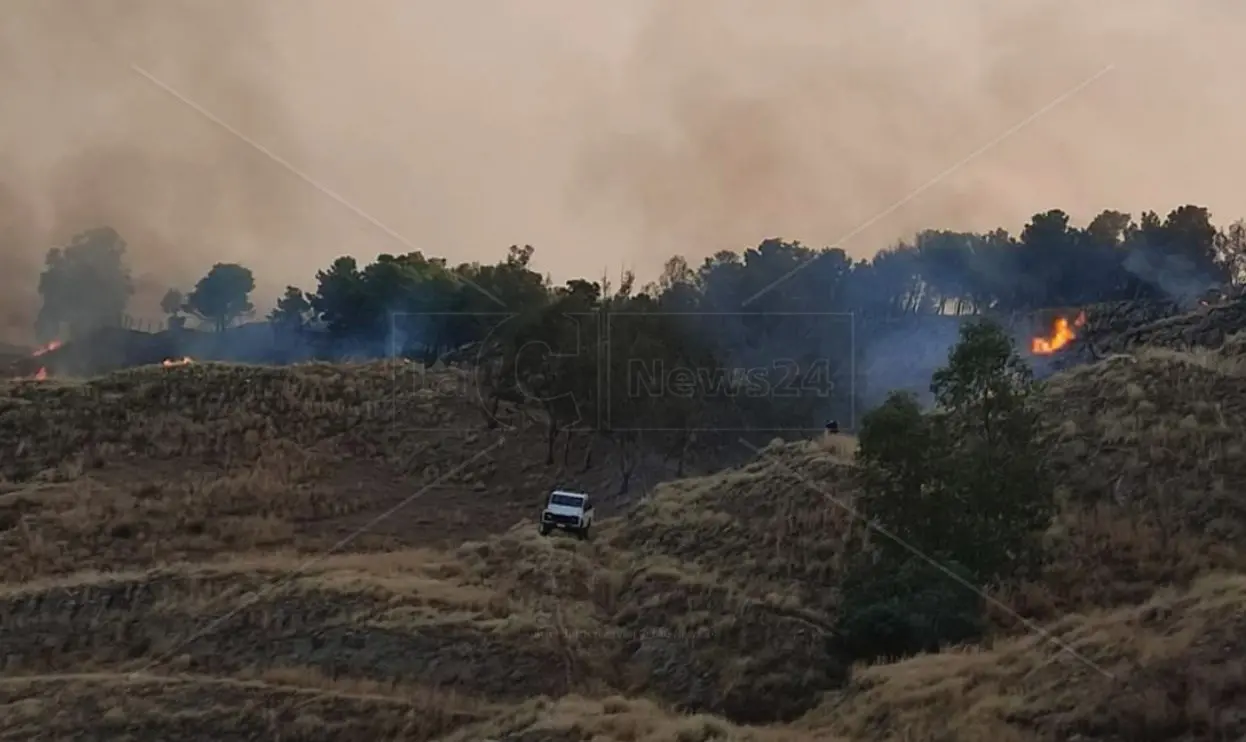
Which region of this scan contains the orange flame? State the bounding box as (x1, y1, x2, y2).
(1031, 311, 1086, 355)
(31, 340, 61, 357)
(162, 357, 193, 367)
(33, 367, 47, 380)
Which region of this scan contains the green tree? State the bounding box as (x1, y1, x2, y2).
(1124, 206, 1228, 302)
(35, 226, 134, 342)
(451, 244, 550, 352)
(185, 263, 256, 332)
(930, 319, 1052, 580)
(359, 253, 433, 354)
(832, 557, 984, 663)
(1162, 205, 1222, 280)
(309, 256, 368, 341)
(365, 252, 464, 359)
(853, 391, 945, 555)
(835, 319, 1052, 662)
(268, 286, 311, 329)
(1085, 209, 1133, 247)
(497, 277, 601, 465)
(1015, 209, 1076, 307)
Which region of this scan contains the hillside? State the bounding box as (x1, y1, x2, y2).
(0, 360, 698, 584)
(3, 318, 1246, 739)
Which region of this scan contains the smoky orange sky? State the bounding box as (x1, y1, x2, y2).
(2, 0, 1244, 342)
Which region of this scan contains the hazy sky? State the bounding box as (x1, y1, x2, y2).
(2, 0, 1244, 341)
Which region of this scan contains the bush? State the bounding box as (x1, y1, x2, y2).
(833, 556, 985, 662)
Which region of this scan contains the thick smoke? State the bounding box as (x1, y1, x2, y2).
(1122, 246, 1217, 307)
(4, 0, 1246, 343)
(1, 0, 310, 340)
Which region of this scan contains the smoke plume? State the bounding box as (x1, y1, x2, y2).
(3, 0, 1244, 342)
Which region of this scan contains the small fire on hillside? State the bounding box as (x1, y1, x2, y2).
(28, 339, 62, 380)
(1031, 311, 1086, 355)
(162, 357, 193, 368)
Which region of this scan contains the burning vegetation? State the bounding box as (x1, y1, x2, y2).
(1030, 311, 1087, 355)
(7, 340, 196, 381)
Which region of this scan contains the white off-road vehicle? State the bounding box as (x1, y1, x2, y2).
(539, 489, 594, 540)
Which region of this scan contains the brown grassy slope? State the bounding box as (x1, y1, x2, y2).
(1028, 340, 1246, 618)
(597, 335, 1246, 625)
(0, 552, 578, 700)
(0, 360, 843, 725)
(1, 360, 561, 481)
(455, 528, 844, 723)
(464, 333, 1246, 736)
(497, 335, 1246, 723)
(0, 360, 510, 580)
(442, 329, 1246, 722)
(439, 574, 1246, 741)
(0, 361, 679, 582)
(0, 678, 818, 742)
(0, 538, 841, 724)
(0, 672, 487, 742)
(438, 695, 821, 742)
(1044, 342, 1246, 530)
(4, 334, 1246, 738)
(802, 572, 1246, 742)
(3, 573, 1237, 742)
(606, 434, 861, 613)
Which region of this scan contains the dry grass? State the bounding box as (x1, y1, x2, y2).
(607, 437, 862, 613)
(440, 694, 831, 742)
(0, 671, 487, 741)
(800, 572, 1246, 741)
(0, 360, 680, 581)
(2, 324, 1246, 739)
(1027, 342, 1246, 618)
(0, 554, 581, 702)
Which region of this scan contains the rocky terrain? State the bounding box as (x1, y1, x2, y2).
(2, 299, 1246, 740)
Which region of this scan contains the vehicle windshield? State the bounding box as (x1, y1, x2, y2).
(549, 493, 584, 508)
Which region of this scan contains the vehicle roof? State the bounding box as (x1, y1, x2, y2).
(550, 489, 588, 497)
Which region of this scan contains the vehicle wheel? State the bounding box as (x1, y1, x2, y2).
(539, 524, 551, 536)
(578, 525, 591, 541)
